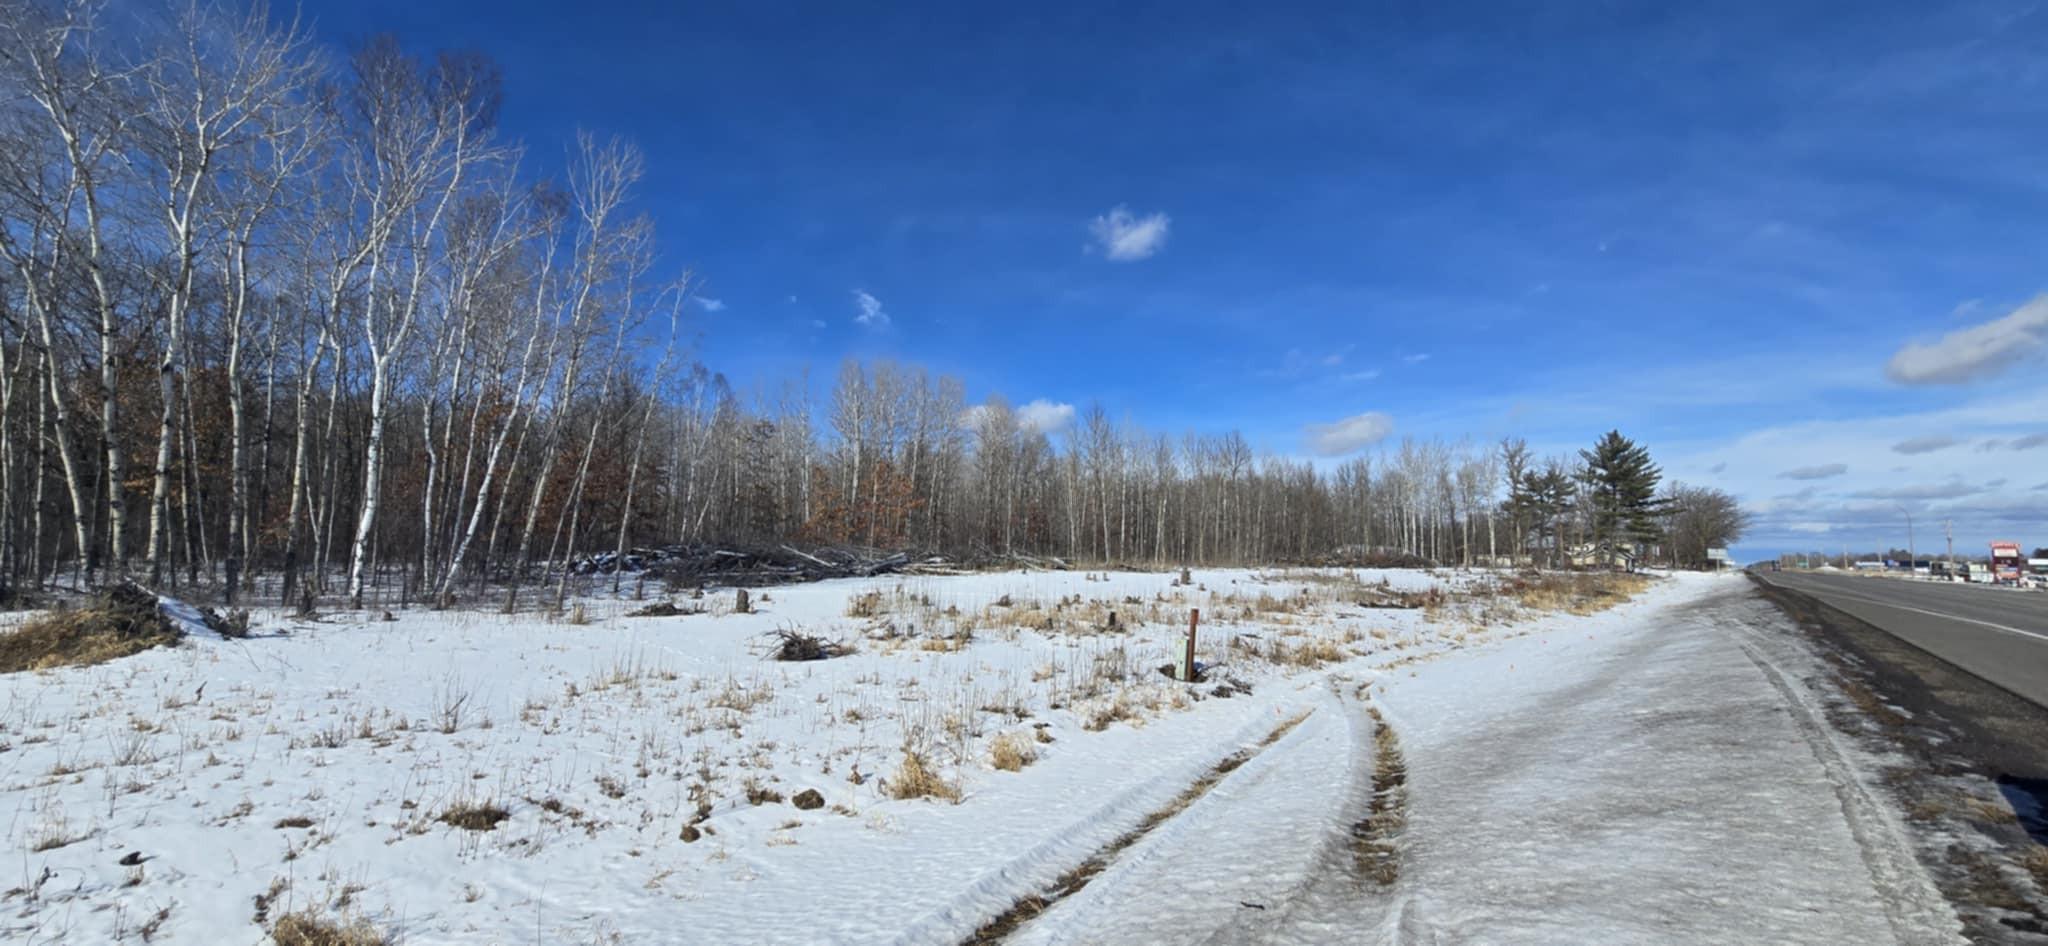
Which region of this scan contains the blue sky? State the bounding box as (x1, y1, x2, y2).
(300, 0, 2048, 561)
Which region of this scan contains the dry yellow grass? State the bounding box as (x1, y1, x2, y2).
(886, 749, 961, 802)
(0, 585, 178, 673)
(1502, 571, 1651, 616)
(989, 732, 1038, 772)
(270, 911, 388, 946)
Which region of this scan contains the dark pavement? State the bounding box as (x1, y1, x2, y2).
(1756, 570, 2048, 710)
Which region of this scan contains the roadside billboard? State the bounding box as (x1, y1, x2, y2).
(1991, 541, 2023, 584)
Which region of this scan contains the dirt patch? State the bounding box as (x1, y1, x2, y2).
(0, 583, 179, 673)
(963, 711, 1312, 944)
(1353, 704, 1408, 886)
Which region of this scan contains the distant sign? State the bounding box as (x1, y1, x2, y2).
(1706, 548, 1730, 561)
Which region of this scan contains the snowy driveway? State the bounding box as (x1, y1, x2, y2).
(1022, 576, 1963, 945)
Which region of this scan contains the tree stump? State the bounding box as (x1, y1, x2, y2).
(735, 588, 752, 614)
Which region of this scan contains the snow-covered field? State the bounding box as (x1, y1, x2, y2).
(0, 568, 1959, 944)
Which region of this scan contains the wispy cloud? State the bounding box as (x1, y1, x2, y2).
(1087, 205, 1171, 261)
(1401, 353, 1430, 365)
(1266, 346, 1356, 379)
(852, 289, 890, 329)
(1778, 463, 1848, 480)
(1891, 434, 1960, 455)
(1339, 369, 1381, 384)
(2012, 432, 2048, 451)
(694, 297, 726, 312)
(1017, 399, 1075, 434)
(1886, 295, 2048, 384)
(1849, 479, 1983, 501)
(1304, 411, 1394, 456)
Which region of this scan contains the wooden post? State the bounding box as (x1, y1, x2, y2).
(1182, 608, 1199, 681)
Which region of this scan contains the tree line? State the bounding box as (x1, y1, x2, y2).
(0, 1, 1748, 608)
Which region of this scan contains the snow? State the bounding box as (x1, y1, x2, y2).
(0, 569, 1962, 944)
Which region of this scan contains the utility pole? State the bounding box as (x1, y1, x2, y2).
(1897, 504, 1915, 576)
(1944, 519, 1954, 575)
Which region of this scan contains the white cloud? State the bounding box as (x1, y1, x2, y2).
(1401, 353, 1430, 365)
(1891, 435, 1959, 455)
(1886, 295, 2048, 384)
(1087, 205, 1171, 261)
(694, 297, 726, 312)
(1339, 369, 1381, 384)
(1304, 411, 1394, 457)
(852, 289, 890, 329)
(1778, 463, 1848, 480)
(1017, 399, 1076, 434)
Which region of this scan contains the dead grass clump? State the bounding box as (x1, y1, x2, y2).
(744, 777, 785, 806)
(270, 911, 389, 946)
(886, 750, 961, 802)
(767, 628, 854, 661)
(2020, 846, 2048, 892)
(0, 583, 178, 673)
(990, 732, 1038, 772)
(1277, 637, 1348, 667)
(1500, 571, 1650, 616)
(626, 600, 699, 618)
(436, 800, 510, 832)
(847, 591, 886, 618)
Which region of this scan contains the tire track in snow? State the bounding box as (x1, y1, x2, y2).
(1210, 682, 1420, 946)
(1352, 701, 1408, 888)
(1727, 607, 1962, 945)
(962, 708, 1316, 945)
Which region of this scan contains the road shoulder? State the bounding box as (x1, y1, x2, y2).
(1751, 575, 2048, 943)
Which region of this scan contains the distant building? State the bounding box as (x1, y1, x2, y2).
(1566, 542, 1638, 570)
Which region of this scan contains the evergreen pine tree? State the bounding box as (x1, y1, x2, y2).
(1578, 430, 1663, 553)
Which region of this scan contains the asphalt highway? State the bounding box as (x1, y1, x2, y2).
(1755, 570, 2048, 709)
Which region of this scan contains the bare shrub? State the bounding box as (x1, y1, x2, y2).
(433, 675, 472, 734)
(766, 628, 853, 661)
